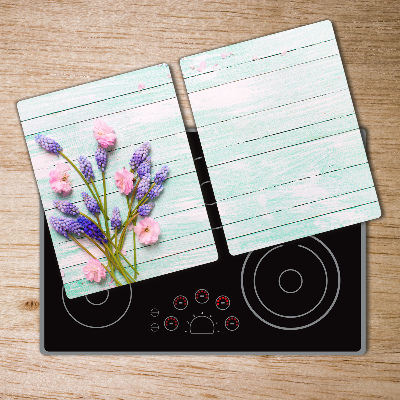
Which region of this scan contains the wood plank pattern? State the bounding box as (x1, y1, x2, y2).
(17, 65, 217, 299)
(181, 20, 381, 255)
(0, 0, 399, 399)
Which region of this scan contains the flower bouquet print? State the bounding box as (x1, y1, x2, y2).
(41, 129, 167, 287)
(18, 65, 217, 299)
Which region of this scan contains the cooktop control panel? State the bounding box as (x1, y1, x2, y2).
(150, 289, 239, 334)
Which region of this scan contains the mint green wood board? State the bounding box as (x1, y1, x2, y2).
(180, 20, 381, 256)
(17, 64, 217, 299)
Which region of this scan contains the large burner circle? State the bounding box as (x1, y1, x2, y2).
(62, 285, 132, 329)
(241, 236, 340, 330)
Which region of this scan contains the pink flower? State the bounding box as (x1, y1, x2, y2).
(114, 167, 135, 195)
(134, 217, 161, 245)
(83, 259, 106, 283)
(221, 52, 233, 59)
(138, 83, 145, 90)
(49, 161, 72, 197)
(196, 61, 206, 72)
(93, 119, 116, 148)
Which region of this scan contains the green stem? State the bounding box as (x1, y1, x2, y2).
(104, 242, 135, 283)
(83, 234, 135, 283)
(91, 178, 103, 210)
(117, 212, 139, 252)
(133, 216, 138, 280)
(68, 234, 121, 286)
(129, 178, 141, 214)
(110, 180, 149, 242)
(107, 239, 139, 276)
(102, 171, 110, 236)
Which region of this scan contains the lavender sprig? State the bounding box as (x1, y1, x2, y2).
(148, 184, 163, 199)
(129, 142, 150, 170)
(154, 165, 169, 184)
(81, 192, 100, 214)
(110, 206, 122, 230)
(137, 156, 151, 178)
(138, 203, 155, 216)
(77, 156, 95, 181)
(49, 216, 83, 238)
(136, 174, 151, 200)
(53, 200, 79, 216)
(35, 134, 63, 154)
(95, 146, 107, 172)
(77, 216, 107, 243)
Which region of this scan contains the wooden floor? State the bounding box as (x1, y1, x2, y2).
(0, 0, 399, 398)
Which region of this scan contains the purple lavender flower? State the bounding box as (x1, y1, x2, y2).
(136, 174, 151, 200)
(138, 203, 155, 217)
(81, 192, 100, 214)
(35, 134, 63, 154)
(110, 206, 122, 230)
(154, 165, 169, 184)
(129, 142, 150, 170)
(53, 200, 79, 216)
(77, 156, 95, 181)
(49, 216, 83, 238)
(148, 184, 163, 199)
(137, 156, 151, 178)
(77, 216, 107, 243)
(95, 146, 107, 172)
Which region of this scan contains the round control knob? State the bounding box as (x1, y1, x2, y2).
(195, 289, 209, 304)
(164, 316, 179, 331)
(225, 316, 240, 331)
(150, 322, 159, 332)
(216, 295, 230, 310)
(173, 295, 188, 310)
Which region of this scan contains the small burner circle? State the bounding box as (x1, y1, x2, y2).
(278, 269, 303, 294)
(85, 290, 110, 306)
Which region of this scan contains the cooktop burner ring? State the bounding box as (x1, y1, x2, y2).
(278, 269, 303, 294)
(61, 285, 132, 329)
(241, 235, 341, 330)
(85, 290, 110, 306)
(253, 244, 329, 319)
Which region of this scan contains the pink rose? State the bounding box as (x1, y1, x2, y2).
(83, 259, 106, 283)
(134, 217, 161, 245)
(138, 83, 145, 90)
(114, 167, 135, 195)
(93, 119, 116, 148)
(49, 161, 72, 197)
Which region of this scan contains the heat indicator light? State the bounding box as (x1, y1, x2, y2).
(216, 295, 230, 310)
(225, 316, 239, 331)
(195, 289, 209, 304)
(164, 316, 179, 331)
(173, 295, 188, 310)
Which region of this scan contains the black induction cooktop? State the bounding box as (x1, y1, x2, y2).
(40, 130, 367, 354)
